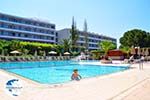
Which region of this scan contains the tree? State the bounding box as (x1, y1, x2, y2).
(120, 29, 150, 48)
(54, 44, 63, 56)
(9, 40, 23, 51)
(119, 45, 130, 54)
(62, 39, 71, 52)
(0, 39, 10, 56)
(83, 19, 88, 52)
(70, 16, 79, 52)
(98, 40, 116, 55)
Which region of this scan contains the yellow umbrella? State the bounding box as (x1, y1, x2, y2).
(10, 50, 21, 56)
(130, 47, 136, 55)
(141, 48, 145, 55)
(137, 47, 141, 55)
(10, 50, 21, 54)
(145, 48, 149, 56)
(48, 51, 57, 54)
(64, 52, 70, 55)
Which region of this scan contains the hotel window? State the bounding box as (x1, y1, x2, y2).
(3, 31, 9, 35)
(51, 37, 54, 40)
(0, 15, 3, 20)
(56, 32, 58, 36)
(8, 25, 13, 29)
(9, 32, 16, 36)
(51, 25, 55, 29)
(30, 28, 34, 32)
(80, 43, 84, 46)
(51, 31, 54, 35)
(47, 37, 50, 40)
(47, 24, 51, 28)
(39, 29, 43, 33)
(33, 22, 37, 26)
(2, 16, 8, 21)
(80, 38, 84, 41)
(0, 22, 4, 27)
(0, 30, 4, 35)
(18, 33, 21, 37)
(25, 27, 31, 31)
(25, 21, 31, 24)
(41, 29, 45, 33)
(46, 30, 50, 34)
(12, 32, 16, 36)
(16, 19, 21, 23)
(34, 35, 38, 39)
(24, 34, 28, 38)
(36, 23, 40, 26)
(40, 23, 45, 27)
(56, 38, 58, 42)
(36, 29, 40, 33)
(18, 26, 22, 30)
(2, 23, 8, 28)
(33, 28, 37, 32)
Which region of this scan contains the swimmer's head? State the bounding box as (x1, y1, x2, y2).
(73, 69, 78, 73)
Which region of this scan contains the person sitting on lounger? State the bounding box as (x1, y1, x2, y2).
(71, 69, 82, 81)
(100, 56, 112, 64)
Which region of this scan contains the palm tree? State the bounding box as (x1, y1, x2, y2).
(0, 39, 10, 56)
(62, 39, 71, 52)
(70, 16, 79, 52)
(83, 19, 88, 53)
(99, 41, 116, 55)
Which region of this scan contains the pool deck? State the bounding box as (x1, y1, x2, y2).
(0, 61, 150, 100)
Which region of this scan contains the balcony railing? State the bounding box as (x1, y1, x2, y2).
(0, 27, 56, 37)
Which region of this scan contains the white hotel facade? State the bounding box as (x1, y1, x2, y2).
(57, 28, 117, 50)
(0, 12, 116, 50)
(0, 12, 57, 44)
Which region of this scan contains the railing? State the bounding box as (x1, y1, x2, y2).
(0, 56, 76, 69)
(0, 56, 74, 62)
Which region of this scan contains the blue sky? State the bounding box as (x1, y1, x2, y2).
(0, 0, 150, 46)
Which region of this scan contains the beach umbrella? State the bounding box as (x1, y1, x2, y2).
(145, 48, 149, 56)
(141, 48, 145, 55)
(144, 48, 149, 61)
(34, 50, 37, 56)
(10, 50, 21, 54)
(137, 47, 141, 55)
(48, 51, 57, 54)
(130, 47, 136, 55)
(10, 50, 21, 56)
(64, 52, 70, 55)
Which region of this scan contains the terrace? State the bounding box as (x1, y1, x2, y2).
(0, 61, 150, 100)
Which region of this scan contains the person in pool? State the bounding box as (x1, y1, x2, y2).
(71, 69, 82, 81)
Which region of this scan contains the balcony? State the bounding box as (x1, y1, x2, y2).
(0, 27, 56, 37)
(0, 19, 55, 31)
(0, 35, 55, 43)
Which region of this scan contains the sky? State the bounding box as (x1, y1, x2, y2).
(0, 0, 150, 47)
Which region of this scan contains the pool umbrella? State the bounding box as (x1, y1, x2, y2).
(145, 48, 149, 56)
(10, 50, 21, 54)
(48, 51, 57, 54)
(130, 47, 136, 55)
(64, 52, 70, 55)
(141, 48, 145, 55)
(137, 47, 141, 56)
(10, 50, 21, 56)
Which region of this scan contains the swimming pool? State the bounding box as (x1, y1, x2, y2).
(0, 61, 129, 84)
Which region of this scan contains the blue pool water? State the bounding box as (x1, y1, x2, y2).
(0, 61, 129, 84)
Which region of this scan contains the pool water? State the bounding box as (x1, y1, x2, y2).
(0, 61, 129, 84)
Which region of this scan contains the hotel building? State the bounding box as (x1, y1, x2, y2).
(0, 12, 117, 50)
(0, 12, 57, 44)
(57, 28, 117, 50)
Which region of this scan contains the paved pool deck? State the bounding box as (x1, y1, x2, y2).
(0, 61, 150, 100)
